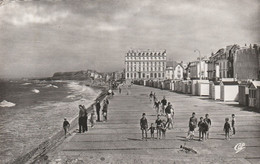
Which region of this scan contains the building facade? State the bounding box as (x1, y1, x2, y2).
(125, 50, 167, 80)
(165, 61, 184, 80)
(234, 45, 260, 80)
(187, 57, 209, 80)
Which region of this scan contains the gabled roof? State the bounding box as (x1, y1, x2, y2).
(249, 81, 260, 89)
(221, 81, 239, 85)
(166, 61, 183, 69)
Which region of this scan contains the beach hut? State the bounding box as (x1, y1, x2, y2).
(187, 81, 192, 94)
(182, 81, 188, 93)
(248, 81, 260, 108)
(257, 86, 260, 110)
(209, 81, 220, 100)
(238, 81, 250, 106)
(220, 81, 239, 102)
(198, 81, 210, 96)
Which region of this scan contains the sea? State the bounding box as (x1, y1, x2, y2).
(0, 79, 101, 163)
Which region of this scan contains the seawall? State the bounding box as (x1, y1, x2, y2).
(11, 88, 108, 164)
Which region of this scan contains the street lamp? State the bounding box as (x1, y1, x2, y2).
(194, 49, 202, 80)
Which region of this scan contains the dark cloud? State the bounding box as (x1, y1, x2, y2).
(0, 0, 259, 78)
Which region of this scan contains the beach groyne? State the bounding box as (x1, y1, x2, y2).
(12, 88, 108, 164)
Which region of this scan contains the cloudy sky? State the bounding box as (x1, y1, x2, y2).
(0, 0, 259, 78)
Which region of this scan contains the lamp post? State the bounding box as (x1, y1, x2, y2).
(194, 49, 201, 80)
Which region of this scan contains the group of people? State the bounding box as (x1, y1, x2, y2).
(187, 112, 236, 141)
(140, 113, 169, 141)
(62, 97, 110, 137)
(142, 91, 237, 141)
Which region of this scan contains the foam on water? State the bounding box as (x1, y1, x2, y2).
(0, 100, 16, 107)
(32, 89, 40, 93)
(45, 84, 58, 88)
(21, 83, 31, 86)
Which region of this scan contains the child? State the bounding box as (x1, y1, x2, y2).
(155, 115, 162, 139)
(198, 117, 203, 141)
(149, 91, 153, 102)
(161, 120, 167, 139)
(204, 114, 211, 139)
(201, 119, 209, 141)
(223, 118, 231, 140)
(148, 123, 156, 140)
(140, 113, 148, 141)
(89, 109, 95, 128)
(231, 114, 235, 136)
(63, 118, 70, 138)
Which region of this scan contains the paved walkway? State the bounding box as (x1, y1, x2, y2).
(45, 85, 260, 164)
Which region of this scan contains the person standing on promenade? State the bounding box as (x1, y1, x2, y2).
(154, 100, 161, 114)
(161, 96, 167, 114)
(96, 100, 101, 122)
(153, 93, 157, 103)
(186, 112, 197, 140)
(165, 102, 173, 129)
(198, 117, 203, 141)
(140, 113, 148, 141)
(90, 110, 95, 128)
(231, 114, 236, 136)
(149, 91, 153, 102)
(119, 87, 122, 94)
(78, 105, 85, 133)
(223, 118, 231, 140)
(102, 99, 108, 121)
(83, 105, 88, 133)
(63, 118, 70, 138)
(204, 114, 211, 139)
(148, 123, 156, 140)
(155, 114, 162, 139)
(161, 120, 167, 139)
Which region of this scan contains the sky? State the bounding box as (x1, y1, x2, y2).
(0, 0, 259, 78)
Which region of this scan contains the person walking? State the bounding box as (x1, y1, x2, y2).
(231, 114, 236, 136)
(223, 118, 231, 140)
(165, 102, 173, 129)
(186, 112, 197, 140)
(140, 113, 148, 141)
(90, 110, 95, 128)
(149, 91, 153, 102)
(161, 96, 167, 114)
(83, 105, 88, 133)
(148, 123, 156, 140)
(155, 115, 162, 139)
(119, 87, 122, 94)
(204, 114, 211, 139)
(63, 118, 70, 138)
(102, 100, 108, 121)
(198, 117, 203, 141)
(78, 105, 85, 133)
(96, 100, 101, 122)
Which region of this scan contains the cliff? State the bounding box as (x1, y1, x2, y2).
(52, 71, 92, 80)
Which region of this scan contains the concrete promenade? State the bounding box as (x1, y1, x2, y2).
(46, 85, 260, 164)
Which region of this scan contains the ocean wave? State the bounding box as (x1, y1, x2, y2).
(66, 95, 76, 99)
(21, 83, 32, 86)
(0, 100, 16, 107)
(32, 89, 40, 93)
(45, 84, 58, 88)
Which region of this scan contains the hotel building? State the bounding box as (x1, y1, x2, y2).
(125, 49, 167, 80)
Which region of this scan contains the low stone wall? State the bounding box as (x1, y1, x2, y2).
(12, 89, 108, 164)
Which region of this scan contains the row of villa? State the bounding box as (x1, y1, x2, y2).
(125, 44, 260, 111)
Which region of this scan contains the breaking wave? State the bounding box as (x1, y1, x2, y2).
(0, 100, 16, 107)
(32, 89, 40, 93)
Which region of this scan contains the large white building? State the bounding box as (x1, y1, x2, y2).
(125, 49, 167, 80)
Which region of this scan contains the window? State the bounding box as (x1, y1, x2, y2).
(154, 73, 157, 78)
(158, 73, 161, 77)
(150, 73, 153, 78)
(127, 73, 129, 78)
(143, 73, 145, 78)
